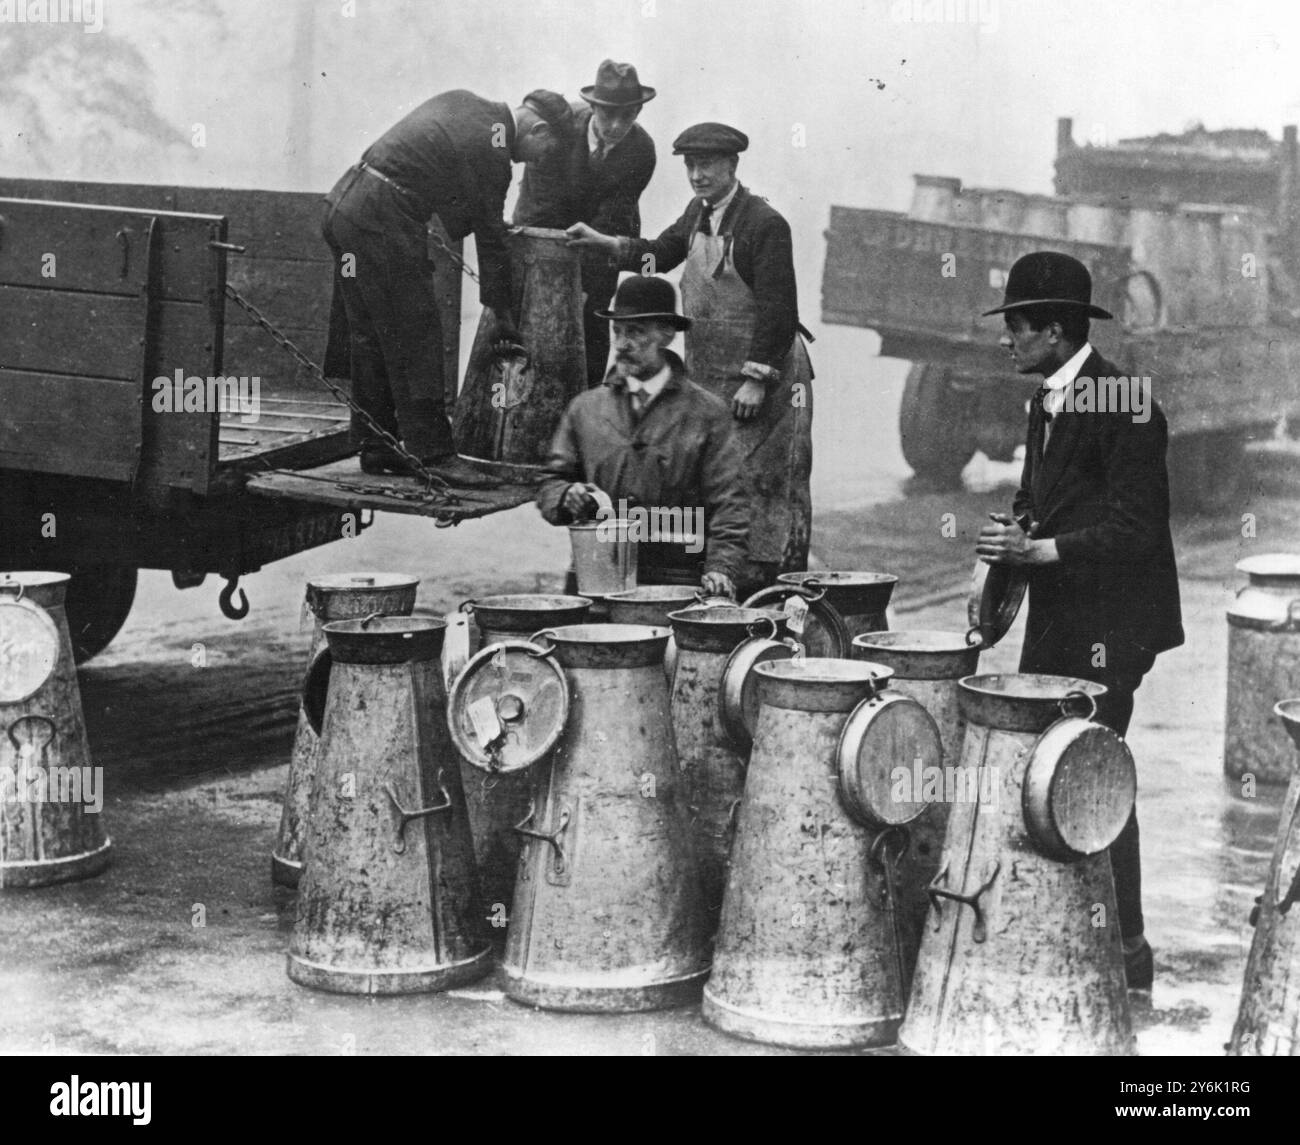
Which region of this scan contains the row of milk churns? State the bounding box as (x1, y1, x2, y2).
(270, 568, 1157, 1055)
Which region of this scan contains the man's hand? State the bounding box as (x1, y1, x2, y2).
(565, 222, 618, 255)
(701, 571, 735, 599)
(562, 482, 601, 520)
(732, 379, 766, 421)
(976, 512, 1056, 567)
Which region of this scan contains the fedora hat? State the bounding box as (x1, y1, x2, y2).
(595, 275, 691, 330)
(580, 59, 656, 107)
(982, 250, 1113, 319)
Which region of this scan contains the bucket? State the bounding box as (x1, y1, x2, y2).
(569, 520, 638, 595)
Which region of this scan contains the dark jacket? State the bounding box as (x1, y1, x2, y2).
(1013, 349, 1184, 674)
(327, 89, 515, 312)
(513, 103, 655, 239)
(537, 351, 749, 579)
(618, 184, 801, 369)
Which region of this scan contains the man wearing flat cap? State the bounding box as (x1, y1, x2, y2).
(536, 275, 748, 598)
(514, 60, 657, 387)
(322, 88, 573, 487)
(566, 122, 814, 598)
(975, 250, 1184, 991)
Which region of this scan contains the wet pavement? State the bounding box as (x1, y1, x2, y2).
(3, 356, 1300, 1054)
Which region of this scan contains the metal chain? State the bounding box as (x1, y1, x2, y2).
(428, 231, 481, 284)
(222, 283, 455, 501)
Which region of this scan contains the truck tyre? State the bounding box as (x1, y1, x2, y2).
(64, 566, 138, 664)
(899, 363, 977, 488)
(1168, 430, 1247, 516)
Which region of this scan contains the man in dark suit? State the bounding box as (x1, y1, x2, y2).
(566, 123, 814, 599)
(514, 60, 657, 387)
(976, 251, 1184, 991)
(321, 89, 573, 486)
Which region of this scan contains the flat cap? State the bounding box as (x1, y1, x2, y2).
(522, 89, 576, 137)
(672, 122, 749, 156)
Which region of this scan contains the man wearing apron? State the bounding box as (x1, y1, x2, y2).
(566, 122, 814, 599)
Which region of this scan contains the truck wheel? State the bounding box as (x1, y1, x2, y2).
(64, 566, 138, 664)
(1168, 431, 1247, 516)
(899, 363, 977, 488)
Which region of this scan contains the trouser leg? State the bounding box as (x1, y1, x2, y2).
(1094, 678, 1144, 941)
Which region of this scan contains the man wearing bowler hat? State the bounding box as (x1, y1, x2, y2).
(565, 122, 813, 600)
(514, 60, 657, 387)
(536, 275, 748, 598)
(321, 88, 574, 487)
(975, 250, 1184, 990)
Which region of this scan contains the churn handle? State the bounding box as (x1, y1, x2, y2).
(1059, 689, 1098, 721)
(525, 628, 557, 657)
(6, 714, 57, 752)
(385, 778, 453, 855)
(0, 578, 23, 601)
(301, 648, 334, 737)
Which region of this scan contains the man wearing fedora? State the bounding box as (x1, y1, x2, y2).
(536, 275, 748, 598)
(321, 88, 574, 487)
(975, 250, 1184, 990)
(514, 60, 657, 388)
(565, 123, 814, 599)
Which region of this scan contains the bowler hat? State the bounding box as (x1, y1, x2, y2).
(672, 122, 749, 156)
(522, 89, 576, 138)
(595, 275, 691, 330)
(581, 59, 656, 107)
(982, 250, 1113, 319)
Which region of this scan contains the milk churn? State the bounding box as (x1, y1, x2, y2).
(899, 674, 1137, 1056)
(0, 572, 111, 887)
(851, 629, 984, 972)
(1225, 555, 1300, 785)
(1229, 699, 1300, 1056)
(272, 573, 419, 888)
(606, 586, 724, 682)
(704, 659, 944, 1049)
(454, 226, 587, 465)
(667, 607, 788, 931)
(776, 571, 899, 642)
(287, 616, 490, 994)
(452, 594, 590, 924)
(743, 583, 852, 659)
(500, 624, 711, 1011)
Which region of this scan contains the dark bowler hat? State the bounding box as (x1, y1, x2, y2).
(581, 59, 656, 107)
(522, 89, 576, 137)
(595, 275, 691, 330)
(672, 122, 749, 156)
(982, 250, 1114, 319)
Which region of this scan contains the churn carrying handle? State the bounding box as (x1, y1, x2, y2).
(384, 776, 453, 855)
(1059, 689, 1098, 721)
(746, 616, 778, 641)
(512, 802, 570, 875)
(925, 861, 1001, 943)
(1272, 599, 1300, 633)
(525, 628, 557, 657)
(0, 578, 23, 601)
(964, 625, 985, 649)
(6, 714, 58, 752)
(869, 826, 913, 995)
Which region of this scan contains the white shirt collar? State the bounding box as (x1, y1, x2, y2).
(699, 181, 740, 231)
(1043, 341, 1092, 392)
(589, 117, 625, 155)
(624, 362, 671, 398)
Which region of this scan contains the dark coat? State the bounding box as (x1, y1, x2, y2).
(326, 89, 515, 312)
(618, 184, 802, 370)
(1013, 349, 1184, 677)
(537, 351, 749, 579)
(512, 103, 655, 238)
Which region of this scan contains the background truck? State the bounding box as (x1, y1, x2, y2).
(0, 178, 529, 662)
(821, 117, 1300, 512)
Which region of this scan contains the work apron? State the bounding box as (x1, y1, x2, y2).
(680, 223, 813, 579)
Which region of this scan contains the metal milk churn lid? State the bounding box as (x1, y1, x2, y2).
(460, 594, 592, 643)
(968, 559, 1029, 647)
(0, 580, 61, 703)
(776, 571, 899, 638)
(1228, 554, 1300, 629)
(446, 641, 570, 775)
(742, 583, 853, 659)
(716, 615, 802, 751)
(1230, 698, 1300, 1056)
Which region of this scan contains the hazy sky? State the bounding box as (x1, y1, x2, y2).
(5, 0, 1299, 319)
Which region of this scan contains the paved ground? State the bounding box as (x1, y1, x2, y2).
(3, 450, 1298, 1056)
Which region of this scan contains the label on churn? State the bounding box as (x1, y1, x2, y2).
(468, 697, 503, 747)
(783, 595, 808, 635)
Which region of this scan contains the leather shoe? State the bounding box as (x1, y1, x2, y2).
(418, 454, 502, 490)
(1124, 937, 1154, 990)
(359, 447, 409, 475)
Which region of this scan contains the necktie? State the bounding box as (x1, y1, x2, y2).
(630, 389, 647, 421)
(1032, 388, 1053, 461)
(699, 200, 714, 235)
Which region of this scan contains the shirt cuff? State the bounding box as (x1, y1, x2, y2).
(741, 360, 781, 384)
